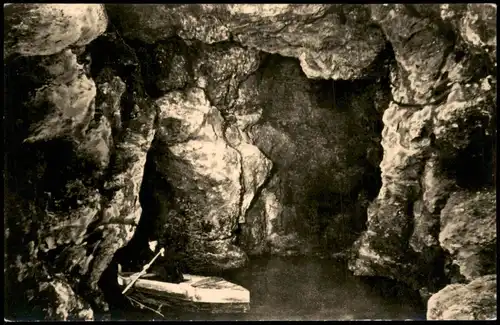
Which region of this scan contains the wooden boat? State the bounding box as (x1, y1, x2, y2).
(118, 272, 250, 314)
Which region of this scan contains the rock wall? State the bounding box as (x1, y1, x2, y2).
(4, 4, 155, 319)
(4, 3, 496, 321)
(427, 274, 497, 320)
(345, 4, 497, 320)
(424, 190, 497, 320)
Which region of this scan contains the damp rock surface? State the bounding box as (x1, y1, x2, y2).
(349, 3, 496, 299)
(3, 3, 497, 321)
(5, 8, 155, 319)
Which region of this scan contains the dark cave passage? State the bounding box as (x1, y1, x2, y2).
(241, 52, 389, 255)
(106, 45, 390, 269)
(307, 76, 386, 252)
(113, 138, 173, 271)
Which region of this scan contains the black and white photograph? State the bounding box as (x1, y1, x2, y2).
(3, 3, 497, 321)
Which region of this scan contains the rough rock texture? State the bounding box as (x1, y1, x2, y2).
(4, 4, 107, 58)
(22, 49, 97, 143)
(439, 4, 497, 62)
(149, 86, 272, 271)
(4, 5, 155, 320)
(4, 3, 496, 321)
(427, 275, 497, 320)
(105, 4, 387, 80)
(37, 277, 94, 321)
(135, 38, 386, 259)
(349, 3, 496, 298)
(439, 190, 496, 281)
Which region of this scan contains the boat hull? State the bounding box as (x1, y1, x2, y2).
(118, 272, 250, 314)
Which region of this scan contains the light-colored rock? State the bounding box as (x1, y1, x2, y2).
(193, 44, 261, 109)
(96, 76, 126, 137)
(427, 275, 497, 320)
(370, 4, 453, 102)
(153, 87, 271, 270)
(156, 88, 213, 144)
(226, 4, 386, 80)
(23, 50, 97, 144)
(433, 80, 495, 154)
(5, 26, 157, 314)
(459, 4, 497, 61)
(78, 116, 113, 170)
(105, 4, 387, 80)
(105, 4, 230, 44)
(409, 155, 455, 254)
(350, 3, 496, 294)
(439, 190, 496, 281)
(241, 175, 283, 255)
(4, 4, 107, 58)
(38, 277, 94, 320)
(226, 125, 273, 222)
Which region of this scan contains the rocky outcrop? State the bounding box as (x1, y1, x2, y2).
(37, 277, 94, 320)
(349, 3, 496, 298)
(150, 87, 272, 271)
(439, 190, 496, 282)
(4, 4, 107, 58)
(4, 4, 156, 320)
(427, 275, 497, 320)
(4, 3, 496, 321)
(22, 49, 97, 144)
(114, 39, 273, 272)
(130, 34, 385, 265)
(105, 4, 387, 80)
(439, 4, 497, 62)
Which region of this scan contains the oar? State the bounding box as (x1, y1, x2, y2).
(121, 247, 165, 294)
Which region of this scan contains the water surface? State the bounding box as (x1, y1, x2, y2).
(116, 256, 426, 321)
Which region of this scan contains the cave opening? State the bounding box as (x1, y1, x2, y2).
(113, 138, 171, 271)
(244, 52, 388, 255)
(3, 3, 498, 321)
(88, 28, 396, 316)
(108, 49, 390, 278)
